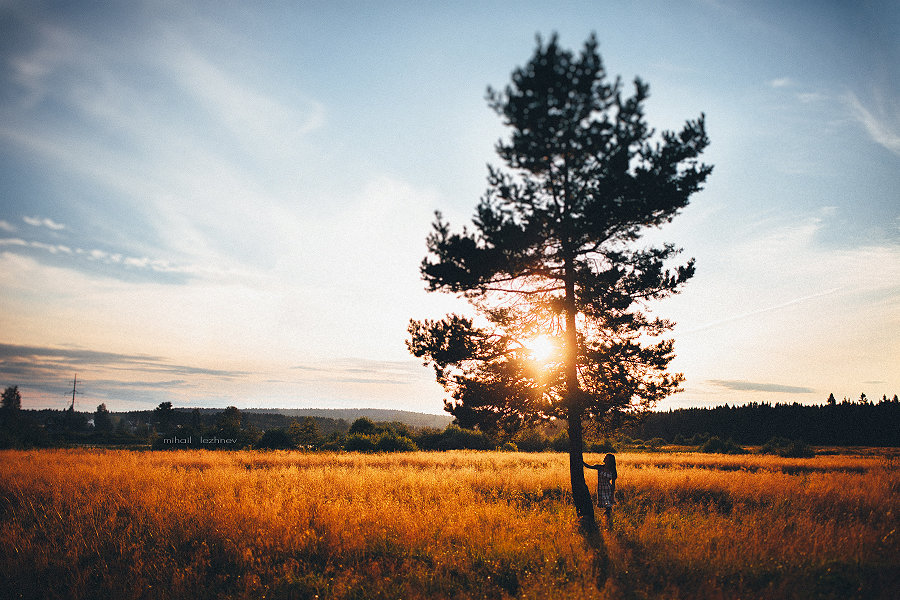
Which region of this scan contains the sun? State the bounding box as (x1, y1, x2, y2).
(525, 335, 557, 363)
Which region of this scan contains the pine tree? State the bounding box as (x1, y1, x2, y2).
(408, 34, 711, 533)
(94, 403, 113, 433)
(1, 386, 21, 412)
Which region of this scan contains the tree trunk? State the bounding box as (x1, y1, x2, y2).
(562, 249, 598, 535)
(568, 406, 598, 534)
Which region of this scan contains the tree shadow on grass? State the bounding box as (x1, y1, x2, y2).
(582, 527, 611, 590)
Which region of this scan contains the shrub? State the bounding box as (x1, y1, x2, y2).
(343, 433, 377, 452)
(588, 438, 617, 453)
(761, 437, 815, 458)
(700, 436, 747, 455)
(550, 432, 569, 452)
(374, 433, 417, 452)
(436, 425, 495, 450)
(514, 429, 547, 452)
(687, 432, 711, 445)
(256, 428, 296, 450)
(500, 442, 518, 452)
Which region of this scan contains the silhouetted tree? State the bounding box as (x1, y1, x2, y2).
(215, 406, 243, 437)
(0, 386, 23, 448)
(1, 386, 22, 412)
(94, 403, 113, 433)
(408, 34, 711, 533)
(827, 393, 836, 406)
(257, 428, 295, 450)
(154, 401, 174, 433)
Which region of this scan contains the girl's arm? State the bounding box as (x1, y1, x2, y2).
(583, 461, 599, 469)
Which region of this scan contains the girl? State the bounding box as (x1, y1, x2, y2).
(584, 453, 617, 528)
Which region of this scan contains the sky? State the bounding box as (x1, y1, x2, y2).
(1, 0, 898, 414)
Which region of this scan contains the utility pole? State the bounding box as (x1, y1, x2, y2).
(68, 374, 80, 410)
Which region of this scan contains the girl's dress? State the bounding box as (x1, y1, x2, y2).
(597, 467, 616, 507)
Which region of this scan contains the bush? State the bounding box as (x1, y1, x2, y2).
(435, 425, 495, 450)
(343, 433, 377, 452)
(700, 436, 747, 454)
(374, 433, 417, 452)
(500, 442, 518, 452)
(588, 438, 617, 453)
(514, 429, 547, 452)
(761, 437, 815, 458)
(647, 437, 666, 449)
(256, 428, 296, 450)
(687, 432, 711, 445)
(550, 432, 569, 452)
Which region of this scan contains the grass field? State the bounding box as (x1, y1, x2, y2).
(1, 449, 897, 599)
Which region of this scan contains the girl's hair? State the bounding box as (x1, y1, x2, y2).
(604, 453, 617, 479)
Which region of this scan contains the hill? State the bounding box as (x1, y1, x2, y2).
(245, 408, 453, 429)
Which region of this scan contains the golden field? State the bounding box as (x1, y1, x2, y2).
(0, 449, 897, 599)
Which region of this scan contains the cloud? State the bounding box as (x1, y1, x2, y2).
(768, 77, 793, 88)
(0, 342, 249, 387)
(291, 358, 424, 386)
(844, 91, 900, 156)
(23, 216, 66, 230)
(796, 92, 825, 104)
(1, 237, 72, 254)
(1, 235, 192, 282)
(682, 286, 843, 334)
(0, 220, 16, 233)
(709, 380, 815, 394)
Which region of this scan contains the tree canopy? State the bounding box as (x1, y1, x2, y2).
(408, 33, 711, 532)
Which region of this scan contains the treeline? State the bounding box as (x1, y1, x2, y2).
(623, 396, 900, 446)
(2, 385, 898, 451)
(0, 391, 506, 451)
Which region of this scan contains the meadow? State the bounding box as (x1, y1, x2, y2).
(0, 449, 896, 600)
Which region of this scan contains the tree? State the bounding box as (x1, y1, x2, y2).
(1, 386, 22, 412)
(215, 406, 243, 436)
(407, 34, 711, 533)
(94, 403, 113, 433)
(288, 416, 322, 448)
(154, 401, 174, 433)
(348, 417, 377, 436)
(257, 428, 295, 450)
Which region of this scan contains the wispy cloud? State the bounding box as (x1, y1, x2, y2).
(709, 380, 815, 394)
(291, 358, 423, 386)
(0, 220, 16, 233)
(24, 216, 66, 230)
(0, 342, 249, 379)
(844, 91, 900, 156)
(0, 341, 259, 409)
(683, 286, 843, 334)
(0, 236, 192, 281)
(0, 10, 323, 281)
(768, 77, 793, 88)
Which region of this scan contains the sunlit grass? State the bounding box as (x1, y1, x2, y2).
(1, 449, 896, 599)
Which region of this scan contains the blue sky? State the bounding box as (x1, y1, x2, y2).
(1, 0, 898, 413)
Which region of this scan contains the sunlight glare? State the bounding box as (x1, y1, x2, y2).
(526, 335, 557, 363)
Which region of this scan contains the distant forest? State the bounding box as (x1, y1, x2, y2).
(623, 396, 900, 446)
(1, 385, 898, 450)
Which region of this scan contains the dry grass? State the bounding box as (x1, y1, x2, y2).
(0, 449, 896, 599)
